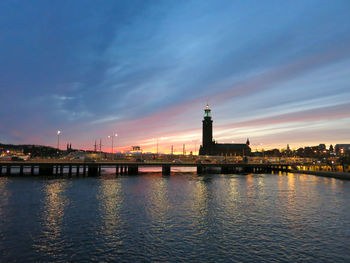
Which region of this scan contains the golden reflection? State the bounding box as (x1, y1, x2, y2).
(277, 174, 303, 233)
(258, 176, 265, 187)
(277, 173, 287, 195)
(330, 178, 339, 189)
(35, 180, 70, 252)
(189, 177, 210, 227)
(0, 178, 10, 217)
(298, 174, 307, 182)
(246, 174, 254, 198)
(98, 179, 124, 237)
(221, 177, 241, 219)
(145, 177, 170, 225)
(277, 174, 297, 207)
(286, 174, 297, 210)
(287, 174, 295, 191)
(227, 178, 238, 202)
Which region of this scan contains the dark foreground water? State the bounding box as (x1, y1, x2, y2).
(1, 172, 350, 262)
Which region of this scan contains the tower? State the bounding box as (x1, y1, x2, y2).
(199, 104, 251, 156)
(202, 104, 213, 151)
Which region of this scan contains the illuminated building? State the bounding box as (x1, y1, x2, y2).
(335, 144, 350, 154)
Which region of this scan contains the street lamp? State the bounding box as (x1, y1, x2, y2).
(57, 130, 61, 150)
(108, 133, 118, 154)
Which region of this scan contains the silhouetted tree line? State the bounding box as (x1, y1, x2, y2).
(0, 143, 61, 158)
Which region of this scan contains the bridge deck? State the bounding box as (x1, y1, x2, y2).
(0, 161, 292, 167)
(2, 161, 347, 180)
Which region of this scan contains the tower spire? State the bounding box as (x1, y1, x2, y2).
(201, 104, 213, 155)
(204, 104, 211, 118)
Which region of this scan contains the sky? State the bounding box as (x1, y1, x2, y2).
(1, 0, 350, 153)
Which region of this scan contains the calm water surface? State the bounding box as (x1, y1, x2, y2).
(0, 172, 350, 262)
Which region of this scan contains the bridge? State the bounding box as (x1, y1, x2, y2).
(0, 161, 328, 177)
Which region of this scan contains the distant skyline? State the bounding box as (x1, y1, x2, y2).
(1, 0, 350, 153)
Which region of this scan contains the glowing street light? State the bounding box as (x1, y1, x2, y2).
(57, 130, 61, 150)
(108, 133, 118, 154)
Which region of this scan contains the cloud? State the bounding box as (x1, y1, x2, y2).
(1, 0, 350, 148)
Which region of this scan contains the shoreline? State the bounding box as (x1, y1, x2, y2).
(291, 170, 350, 180)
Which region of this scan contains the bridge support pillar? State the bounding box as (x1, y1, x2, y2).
(68, 165, 72, 177)
(39, 165, 53, 176)
(88, 165, 98, 176)
(19, 165, 24, 176)
(221, 165, 229, 174)
(0, 165, 2, 176)
(128, 165, 139, 175)
(76, 165, 80, 176)
(162, 165, 170, 175)
(232, 166, 236, 174)
(83, 165, 86, 176)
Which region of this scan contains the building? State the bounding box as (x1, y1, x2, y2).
(199, 105, 251, 156)
(335, 144, 350, 154)
(126, 146, 142, 156)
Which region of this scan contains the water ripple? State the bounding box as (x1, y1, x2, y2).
(0, 174, 349, 262)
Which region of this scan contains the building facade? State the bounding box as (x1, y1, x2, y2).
(335, 144, 350, 154)
(199, 105, 251, 156)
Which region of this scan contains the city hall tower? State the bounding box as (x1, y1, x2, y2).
(199, 104, 251, 156)
(202, 104, 213, 151)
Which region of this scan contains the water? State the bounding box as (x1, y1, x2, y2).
(1, 172, 350, 262)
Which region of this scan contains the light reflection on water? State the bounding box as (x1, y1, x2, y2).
(0, 178, 10, 217)
(0, 178, 10, 245)
(33, 180, 70, 257)
(0, 172, 350, 262)
(97, 177, 124, 253)
(145, 175, 169, 224)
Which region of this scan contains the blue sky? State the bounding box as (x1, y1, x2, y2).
(1, 0, 350, 152)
